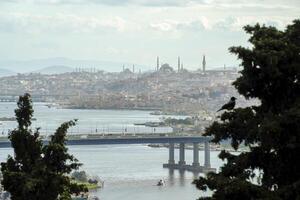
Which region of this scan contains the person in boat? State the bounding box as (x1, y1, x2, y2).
(157, 179, 164, 186)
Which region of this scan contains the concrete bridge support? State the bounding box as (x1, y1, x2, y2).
(204, 141, 211, 168)
(178, 143, 186, 165)
(168, 143, 175, 164)
(163, 141, 215, 173)
(192, 143, 200, 167)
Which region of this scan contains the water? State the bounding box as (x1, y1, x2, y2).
(0, 145, 222, 200)
(0, 102, 224, 200)
(0, 102, 187, 135)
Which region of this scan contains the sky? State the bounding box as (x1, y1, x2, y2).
(0, 0, 299, 71)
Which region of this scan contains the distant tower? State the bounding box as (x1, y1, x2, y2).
(178, 56, 181, 72)
(224, 64, 226, 71)
(132, 64, 135, 73)
(181, 62, 183, 71)
(157, 56, 160, 71)
(123, 65, 125, 72)
(202, 55, 206, 72)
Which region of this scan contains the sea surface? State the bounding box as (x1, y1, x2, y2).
(0, 102, 223, 200)
(0, 102, 186, 135)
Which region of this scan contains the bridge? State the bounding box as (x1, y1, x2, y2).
(0, 135, 216, 173)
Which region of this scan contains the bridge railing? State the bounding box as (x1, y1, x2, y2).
(0, 125, 174, 136)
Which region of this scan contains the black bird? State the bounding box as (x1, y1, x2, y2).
(217, 97, 236, 112)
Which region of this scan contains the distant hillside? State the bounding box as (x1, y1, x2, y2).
(0, 57, 150, 73)
(33, 65, 74, 75)
(0, 68, 16, 77)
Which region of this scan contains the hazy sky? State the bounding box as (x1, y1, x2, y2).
(0, 0, 299, 71)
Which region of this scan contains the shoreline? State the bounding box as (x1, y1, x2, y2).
(0, 102, 192, 116)
(60, 106, 191, 116)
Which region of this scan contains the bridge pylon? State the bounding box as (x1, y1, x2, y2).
(163, 139, 216, 173)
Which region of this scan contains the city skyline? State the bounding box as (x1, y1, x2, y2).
(0, 0, 299, 72)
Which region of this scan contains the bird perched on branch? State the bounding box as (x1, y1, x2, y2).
(217, 97, 236, 112)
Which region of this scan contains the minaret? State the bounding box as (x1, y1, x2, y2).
(202, 55, 206, 72)
(181, 62, 183, 71)
(178, 56, 181, 72)
(132, 64, 135, 73)
(157, 56, 160, 71)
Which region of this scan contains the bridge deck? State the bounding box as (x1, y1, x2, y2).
(0, 136, 212, 148)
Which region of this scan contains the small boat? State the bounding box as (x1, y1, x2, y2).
(72, 192, 89, 200)
(133, 122, 146, 126)
(157, 179, 165, 186)
(72, 197, 88, 200)
(88, 196, 100, 200)
(145, 122, 161, 127)
(150, 111, 163, 115)
(45, 103, 58, 109)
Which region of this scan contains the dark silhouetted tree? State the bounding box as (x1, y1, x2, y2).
(193, 19, 300, 200)
(1, 93, 87, 200)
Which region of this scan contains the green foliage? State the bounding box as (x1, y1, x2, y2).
(71, 171, 88, 183)
(164, 117, 194, 125)
(1, 93, 87, 200)
(193, 20, 300, 200)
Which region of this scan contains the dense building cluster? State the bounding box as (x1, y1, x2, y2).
(0, 66, 257, 115)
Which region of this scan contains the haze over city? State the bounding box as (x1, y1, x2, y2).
(0, 1, 299, 200)
(0, 0, 299, 72)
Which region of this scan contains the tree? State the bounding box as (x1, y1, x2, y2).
(71, 171, 88, 183)
(1, 93, 87, 200)
(193, 19, 300, 200)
